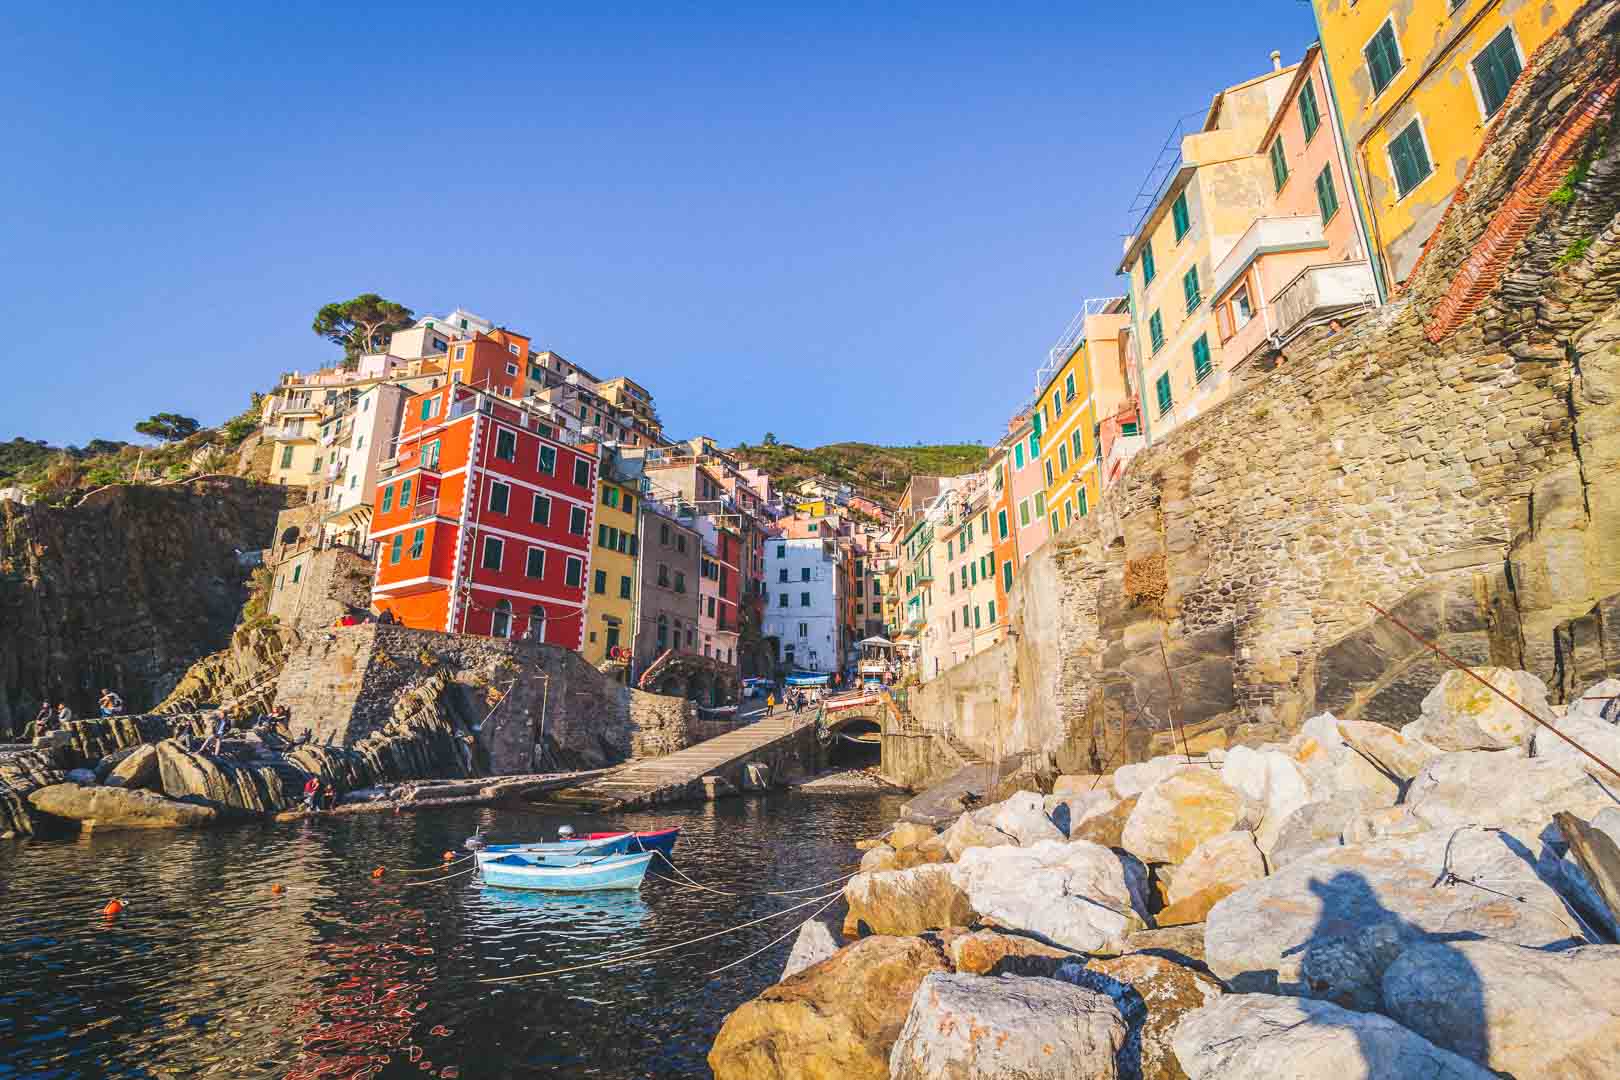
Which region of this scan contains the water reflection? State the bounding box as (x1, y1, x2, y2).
(0, 791, 900, 1079)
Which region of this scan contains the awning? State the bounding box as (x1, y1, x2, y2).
(857, 636, 894, 647)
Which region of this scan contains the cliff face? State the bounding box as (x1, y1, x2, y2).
(911, 2, 1620, 772)
(0, 477, 291, 731)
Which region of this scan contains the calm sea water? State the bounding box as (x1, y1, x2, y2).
(0, 790, 902, 1079)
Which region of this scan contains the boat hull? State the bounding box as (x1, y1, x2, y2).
(582, 828, 679, 860)
(481, 833, 633, 857)
(479, 852, 655, 892)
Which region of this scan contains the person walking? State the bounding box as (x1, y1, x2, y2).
(765, 692, 775, 717)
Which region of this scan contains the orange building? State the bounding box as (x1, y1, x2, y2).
(368, 382, 597, 646)
(988, 446, 1019, 626)
(444, 328, 533, 398)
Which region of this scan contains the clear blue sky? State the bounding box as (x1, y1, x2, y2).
(3, 2, 1316, 450)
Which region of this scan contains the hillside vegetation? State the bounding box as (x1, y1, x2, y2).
(732, 440, 987, 506)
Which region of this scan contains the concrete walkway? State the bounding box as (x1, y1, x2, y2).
(548, 707, 818, 811)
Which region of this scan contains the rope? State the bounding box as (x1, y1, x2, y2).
(391, 854, 476, 874)
(646, 849, 859, 898)
(478, 889, 843, 985)
(703, 892, 843, 977)
(399, 865, 478, 888)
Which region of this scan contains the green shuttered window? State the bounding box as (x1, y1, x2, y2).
(1142, 242, 1156, 285)
(1155, 373, 1173, 415)
(1269, 137, 1288, 191)
(1192, 334, 1212, 383)
(1148, 311, 1164, 353)
(1389, 120, 1432, 198)
(1365, 21, 1402, 95)
(1472, 29, 1522, 118)
(1316, 165, 1340, 224)
(1299, 78, 1321, 142)
(1182, 266, 1201, 314)
(1171, 192, 1190, 241)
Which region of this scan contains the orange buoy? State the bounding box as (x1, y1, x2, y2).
(371, 867, 386, 879)
(442, 851, 455, 862)
(271, 884, 286, 895)
(102, 898, 125, 916)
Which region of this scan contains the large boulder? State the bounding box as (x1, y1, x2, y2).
(1291, 713, 1401, 808)
(1046, 790, 1116, 837)
(781, 910, 843, 981)
(1268, 800, 1357, 869)
(1403, 750, 1616, 830)
(1172, 994, 1494, 1079)
(888, 973, 1127, 1080)
(1381, 939, 1620, 1078)
(1154, 885, 1238, 928)
(1073, 796, 1138, 848)
(1166, 831, 1265, 906)
(1336, 719, 1445, 782)
(1204, 826, 1590, 1009)
(1121, 770, 1243, 865)
(942, 808, 1017, 861)
(28, 783, 218, 829)
(860, 845, 900, 873)
(986, 790, 1064, 846)
(843, 864, 977, 938)
(1219, 746, 1309, 855)
(1112, 758, 1197, 799)
(946, 930, 1078, 977)
(710, 935, 947, 1080)
(156, 740, 286, 816)
(1054, 773, 1113, 796)
(106, 744, 160, 790)
(889, 821, 937, 850)
(1532, 714, 1620, 775)
(1061, 955, 1222, 1080)
(950, 840, 1145, 953)
(1405, 668, 1551, 751)
(1565, 677, 1620, 722)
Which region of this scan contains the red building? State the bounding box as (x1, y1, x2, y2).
(367, 383, 596, 647)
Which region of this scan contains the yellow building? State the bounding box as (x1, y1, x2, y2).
(1034, 300, 1131, 536)
(268, 419, 322, 488)
(1118, 60, 1299, 447)
(1311, 0, 1580, 287)
(584, 464, 639, 675)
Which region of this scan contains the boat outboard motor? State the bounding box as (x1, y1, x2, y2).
(464, 826, 488, 851)
(557, 825, 576, 843)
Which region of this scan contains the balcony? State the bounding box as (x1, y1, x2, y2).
(1273, 261, 1378, 342)
(410, 498, 441, 522)
(266, 425, 317, 442)
(325, 460, 343, 481)
(1211, 215, 1326, 303)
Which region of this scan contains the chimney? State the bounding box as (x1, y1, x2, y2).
(1271, 50, 1283, 71)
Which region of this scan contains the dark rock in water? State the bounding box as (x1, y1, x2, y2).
(156, 740, 286, 816)
(0, 749, 66, 837)
(65, 768, 98, 785)
(28, 782, 218, 829)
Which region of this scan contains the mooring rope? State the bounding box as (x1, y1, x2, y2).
(703, 892, 843, 977)
(478, 889, 843, 985)
(399, 864, 479, 888)
(646, 849, 858, 898)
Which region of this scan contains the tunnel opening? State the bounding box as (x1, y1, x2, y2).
(829, 718, 882, 768)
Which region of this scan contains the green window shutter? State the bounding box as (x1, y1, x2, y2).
(1316, 166, 1340, 223)
(1001, 560, 1013, 590)
(1078, 488, 1088, 517)
(1149, 311, 1164, 352)
(1071, 428, 1083, 462)
(997, 509, 1008, 539)
(988, 600, 996, 624)
(1171, 192, 1191, 241)
(1014, 443, 1024, 469)
(1034, 491, 1045, 516)
(1192, 335, 1212, 382)
(1390, 120, 1432, 197)
(1032, 410, 1043, 439)
(1300, 79, 1321, 142)
(1155, 373, 1173, 414)
(1142, 242, 1156, 284)
(1269, 137, 1288, 190)
(390, 535, 403, 564)
(381, 485, 393, 513)
(1472, 29, 1522, 117)
(1365, 22, 1402, 95)
(1182, 266, 1201, 313)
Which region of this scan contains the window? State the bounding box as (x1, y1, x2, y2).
(946, 538, 954, 560)
(1233, 285, 1254, 330)
(495, 428, 517, 462)
(603, 486, 618, 508)
(505, 363, 518, 378)
(1052, 390, 1063, 420)
(676, 534, 687, 554)
(1155, 373, 1173, 415)
(1472, 28, 1522, 118)
(532, 494, 551, 526)
(419, 395, 439, 421)
(657, 615, 669, 649)
(408, 528, 424, 559)
(1182, 266, 1201, 313)
(800, 592, 810, 606)
(779, 568, 789, 583)
(970, 562, 978, 586)
(1002, 560, 1013, 591)
(1013, 443, 1025, 469)
(674, 571, 686, 593)
(423, 440, 440, 470)
(491, 600, 512, 639)
(481, 536, 503, 570)
(1028, 432, 1039, 458)
(1019, 499, 1031, 527)
(1064, 372, 1076, 401)
(1171, 191, 1190, 241)
(620, 575, 632, 598)
(779, 593, 789, 608)
(1149, 311, 1165, 353)
(1269, 136, 1288, 191)
(800, 567, 811, 582)
(1058, 443, 1069, 472)
(1071, 428, 1083, 465)
(597, 523, 609, 547)
(399, 478, 412, 506)
(538, 445, 556, 475)
(1365, 19, 1402, 96)
(565, 557, 583, 588)
(1034, 491, 1046, 517)
(594, 569, 607, 594)
(1299, 77, 1321, 142)
(948, 573, 956, 596)
(280, 445, 294, 469)
(997, 509, 1009, 540)
(1193, 335, 1213, 383)
(1078, 487, 1089, 517)
(1316, 165, 1340, 224)
(1121, 420, 1140, 437)
(622, 492, 634, 515)
(381, 484, 394, 513)
(1064, 500, 1073, 526)
(526, 547, 545, 578)
(1142, 241, 1156, 285)
(488, 480, 510, 514)
(776, 544, 785, 558)
(1389, 119, 1433, 198)
(973, 606, 981, 630)
(988, 600, 996, 624)
(1044, 459, 1054, 487)
(573, 458, 590, 488)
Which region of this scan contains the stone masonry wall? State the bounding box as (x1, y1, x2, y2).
(905, 2, 1620, 775)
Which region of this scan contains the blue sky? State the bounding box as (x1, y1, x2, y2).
(3, 2, 1317, 450)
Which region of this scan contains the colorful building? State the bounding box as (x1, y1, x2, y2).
(445, 328, 532, 398)
(1210, 44, 1380, 390)
(988, 444, 1020, 624)
(1006, 411, 1050, 564)
(368, 383, 596, 646)
(1034, 299, 1129, 537)
(633, 503, 702, 676)
(1118, 58, 1299, 445)
(1311, 0, 1579, 288)
(583, 449, 641, 674)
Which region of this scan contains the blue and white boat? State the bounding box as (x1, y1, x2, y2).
(477, 831, 635, 858)
(478, 851, 656, 892)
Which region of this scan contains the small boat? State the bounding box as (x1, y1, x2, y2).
(479, 851, 656, 892)
(478, 832, 635, 857)
(581, 827, 680, 860)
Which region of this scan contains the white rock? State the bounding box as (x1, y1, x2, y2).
(1111, 757, 1197, 799)
(1595, 806, 1620, 849)
(1120, 768, 1245, 866)
(1531, 714, 1620, 775)
(1567, 677, 1620, 722)
(942, 807, 1017, 861)
(1044, 790, 1114, 838)
(1336, 719, 1446, 781)
(951, 839, 1145, 953)
(1405, 668, 1553, 751)
(1172, 994, 1494, 1079)
(889, 973, 1126, 1080)
(1382, 939, 1620, 1078)
(1168, 831, 1266, 905)
(1204, 825, 1591, 1009)
(1216, 746, 1309, 855)
(1404, 750, 1617, 830)
(987, 790, 1064, 847)
(779, 909, 842, 981)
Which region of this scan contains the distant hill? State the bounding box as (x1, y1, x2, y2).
(732, 441, 988, 507)
(0, 437, 135, 483)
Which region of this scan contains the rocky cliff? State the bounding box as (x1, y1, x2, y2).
(0, 477, 291, 733)
(913, 1, 1620, 774)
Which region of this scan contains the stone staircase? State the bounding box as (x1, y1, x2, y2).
(943, 734, 985, 766)
(547, 708, 818, 811)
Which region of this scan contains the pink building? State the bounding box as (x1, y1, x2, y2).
(1005, 412, 1050, 563)
(1209, 45, 1379, 388)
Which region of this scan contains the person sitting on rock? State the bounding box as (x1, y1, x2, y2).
(302, 776, 322, 811)
(321, 780, 337, 810)
(55, 703, 75, 726)
(22, 703, 52, 740)
(202, 711, 230, 754)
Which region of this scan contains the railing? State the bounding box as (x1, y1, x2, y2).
(1272, 261, 1378, 341)
(410, 498, 440, 522)
(265, 425, 316, 441)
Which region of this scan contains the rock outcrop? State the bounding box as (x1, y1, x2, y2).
(28, 781, 218, 828)
(843, 865, 976, 938)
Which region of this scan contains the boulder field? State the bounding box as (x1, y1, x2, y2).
(709, 669, 1620, 1080)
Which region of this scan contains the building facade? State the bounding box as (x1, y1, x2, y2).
(633, 504, 702, 676)
(583, 451, 641, 674)
(764, 536, 843, 674)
